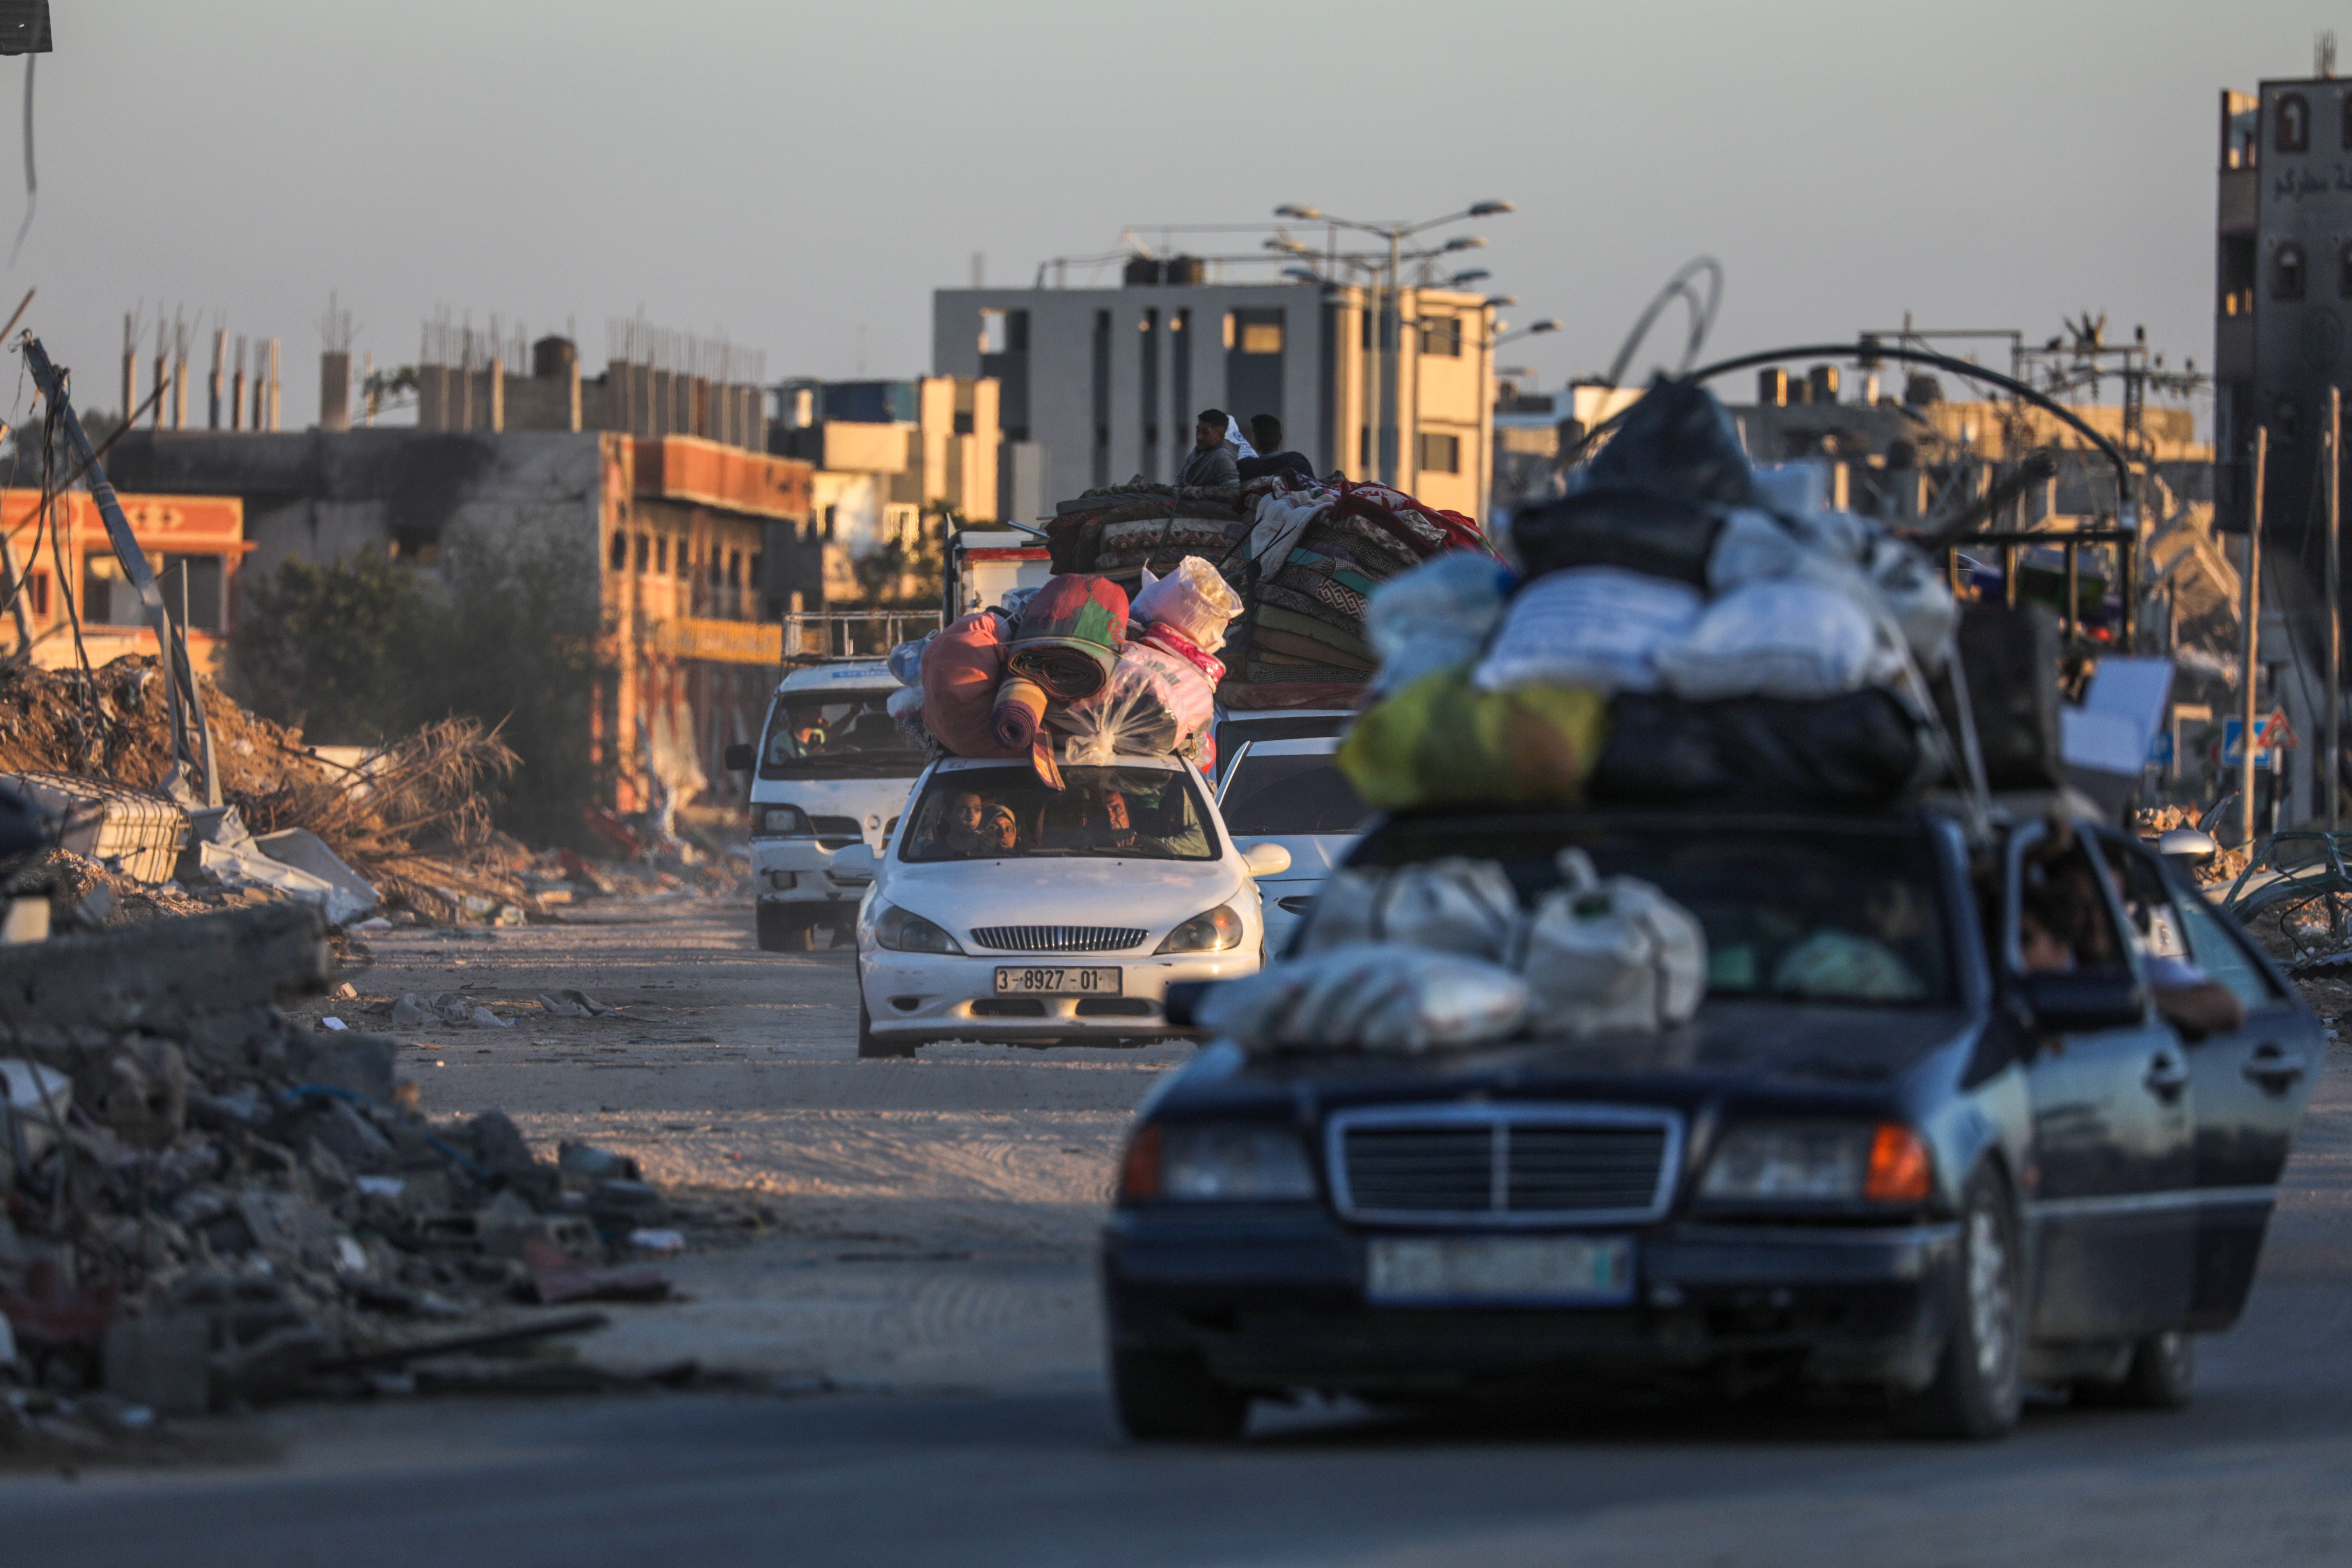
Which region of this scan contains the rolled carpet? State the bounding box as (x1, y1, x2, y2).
(1006, 641, 1113, 702)
(992, 676, 1048, 751)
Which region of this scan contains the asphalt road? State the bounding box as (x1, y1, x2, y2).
(3, 909, 2348, 1566)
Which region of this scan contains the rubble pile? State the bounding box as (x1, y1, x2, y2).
(0, 900, 704, 1446)
(0, 654, 526, 924)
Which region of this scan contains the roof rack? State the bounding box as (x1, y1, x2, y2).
(782, 609, 941, 666)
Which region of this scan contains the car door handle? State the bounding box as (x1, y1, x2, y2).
(2144, 1054, 2191, 1099)
(2243, 1044, 2308, 1093)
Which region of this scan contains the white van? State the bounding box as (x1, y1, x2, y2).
(742, 660, 928, 950)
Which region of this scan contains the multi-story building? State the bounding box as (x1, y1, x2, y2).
(932, 270, 1497, 518)
(108, 419, 812, 814)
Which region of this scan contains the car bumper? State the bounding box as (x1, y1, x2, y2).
(859, 949, 1262, 1041)
(751, 839, 872, 907)
(1102, 1208, 1959, 1396)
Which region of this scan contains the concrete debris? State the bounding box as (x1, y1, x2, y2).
(388, 993, 516, 1030)
(537, 990, 617, 1019)
(0, 901, 693, 1440)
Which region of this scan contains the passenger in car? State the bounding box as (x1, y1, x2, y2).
(980, 803, 1021, 854)
(916, 790, 990, 858)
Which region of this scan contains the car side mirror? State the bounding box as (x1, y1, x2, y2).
(1241, 841, 1292, 878)
(2019, 970, 2146, 1034)
(724, 743, 755, 772)
(2157, 827, 2218, 864)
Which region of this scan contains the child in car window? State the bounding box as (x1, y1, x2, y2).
(981, 803, 1020, 854)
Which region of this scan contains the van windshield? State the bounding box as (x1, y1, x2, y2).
(760, 693, 926, 779)
(902, 765, 1219, 862)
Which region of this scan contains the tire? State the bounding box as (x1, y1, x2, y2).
(1110, 1347, 1248, 1441)
(855, 996, 916, 1059)
(1890, 1165, 2024, 1440)
(2077, 1331, 2194, 1411)
(756, 903, 817, 952)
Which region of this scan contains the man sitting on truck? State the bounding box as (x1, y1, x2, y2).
(1237, 414, 1315, 484)
(1177, 408, 1240, 490)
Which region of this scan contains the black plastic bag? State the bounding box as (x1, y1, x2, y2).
(1504, 485, 1722, 586)
(1583, 378, 1759, 510)
(1590, 690, 1927, 808)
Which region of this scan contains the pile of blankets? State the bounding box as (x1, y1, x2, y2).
(1038, 472, 1494, 713)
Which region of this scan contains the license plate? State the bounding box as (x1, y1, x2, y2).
(1366, 1236, 1634, 1305)
(993, 966, 1122, 995)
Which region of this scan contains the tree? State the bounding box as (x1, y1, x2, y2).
(234, 551, 430, 743)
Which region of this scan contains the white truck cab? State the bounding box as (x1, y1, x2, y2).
(737, 534, 1051, 953)
(742, 660, 927, 950)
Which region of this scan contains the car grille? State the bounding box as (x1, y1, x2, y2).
(969, 925, 1148, 953)
(1329, 1107, 1679, 1225)
(811, 815, 863, 849)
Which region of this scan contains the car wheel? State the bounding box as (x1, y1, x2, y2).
(755, 903, 802, 952)
(855, 996, 915, 1059)
(1889, 1165, 2023, 1440)
(1110, 1347, 1248, 1441)
(2076, 1331, 2194, 1411)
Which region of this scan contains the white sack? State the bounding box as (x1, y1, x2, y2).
(1364, 552, 1509, 698)
(1302, 857, 1521, 960)
(1472, 567, 1703, 695)
(1656, 578, 1900, 701)
(1199, 942, 1530, 1056)
(1514, 849, 1706, 1037)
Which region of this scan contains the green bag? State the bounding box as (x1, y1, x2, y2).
(1337, 664, 1608, 811)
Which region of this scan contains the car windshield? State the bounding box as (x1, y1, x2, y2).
(1219, 752, 1368, 837)
(759, 692, 925, 779)
(902, 765, 1219, 862)
(1371, 818, 1953, 1006)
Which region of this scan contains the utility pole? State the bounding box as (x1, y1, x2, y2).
(2333, 388, 2344, 834)
(2244, 426, 2268, 850)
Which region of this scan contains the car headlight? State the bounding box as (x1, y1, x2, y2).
(1118, 1122, 1316, 1203)
(755, 804, 811, 838)
(1154, 903, 1245, 954)
(1698, 1122, 1932, 1204)
(873, 902, 964, 955)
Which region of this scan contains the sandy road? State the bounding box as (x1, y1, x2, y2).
(328, 896, 1184, 1389)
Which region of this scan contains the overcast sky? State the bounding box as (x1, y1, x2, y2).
(0, 1, 2329, 436)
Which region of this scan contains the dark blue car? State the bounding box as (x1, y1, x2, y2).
(1104, 804, 2318, 1440)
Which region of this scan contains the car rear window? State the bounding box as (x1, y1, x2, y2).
(1219, 753, 1368, 837)
(1366, 815, 1954, 1006)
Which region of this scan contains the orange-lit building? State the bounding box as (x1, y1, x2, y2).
(0, 489, 248, 675)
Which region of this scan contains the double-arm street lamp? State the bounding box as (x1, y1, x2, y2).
(1270, 201, 1515, 485)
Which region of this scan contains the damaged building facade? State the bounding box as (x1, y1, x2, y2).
(106, 424, 812, 817)
(0, 489, 248, 677)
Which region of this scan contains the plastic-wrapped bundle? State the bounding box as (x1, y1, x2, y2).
(920, 611, 1023, 759)
(887, 633, 933, 688)
(1299, 857, 1521, 960)
(1131, 555, 1244, 654)
(1656, 580, 1901, 702)
(1052, 637, 1218, 767)
(1007, 574, 1130, 701)
(1338, 664, 1608, 812)
(1513, 849, 1705, 1038)
(1503, 486, 1723, 587)
(886, 684, 937, 753)
(1198, 942, 1530, 1056)
(1364, 552, 1512, 700)
(1472, 567, 1703, 695)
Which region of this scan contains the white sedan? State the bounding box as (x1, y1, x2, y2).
(852, 754, 1287, 1057)
(1211, 734, 1369, 957)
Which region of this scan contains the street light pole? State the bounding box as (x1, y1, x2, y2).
(2244, 426, 2267, 851)
(1273, 201, 1514, 487)
(2332, 387, 2343, 834)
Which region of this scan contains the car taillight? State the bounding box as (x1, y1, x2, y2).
(1864, 1124, 1932, 1203)
(1118, 1125, 1162, 1204)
